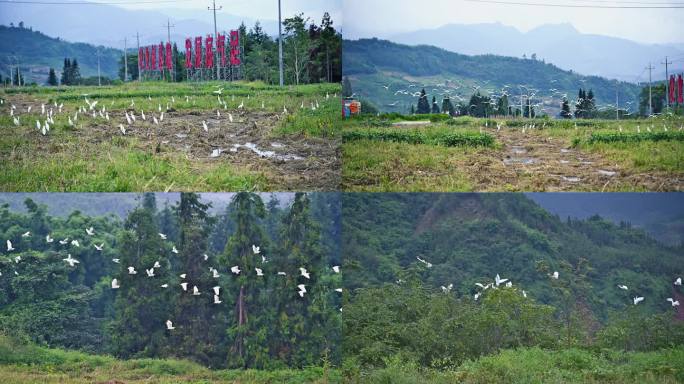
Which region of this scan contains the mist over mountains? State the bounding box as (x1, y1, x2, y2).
(389, 22, 684, 81)
(0, 2, 280, 49)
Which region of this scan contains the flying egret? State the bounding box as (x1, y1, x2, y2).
(667, 298, 680, 307)
(214, 295, 222, 304)
(86, 227, 95, 236)
(675, 277, 682, 286)
(71, 240, 80, 247)
(111, 279, 120, 289)
(300, 267, 310, 279)
(166, 320, 175, 330)
(128, 266, 137, 274)
(495, 274, 508, 286)
(63, 254, 80, 267)
(255, 267, 264, 276)
(618, 285, 628, 290)
(161, 284, 168, 288)
(261, 255, 267, 263)
(192, 286, 200, 295)
(550, 271, 559, 280)
(180, 282, 188, 291)
(231, 265, 241, 274)
(332, 266, 340, 273)
(277, 271, 287, 276)
(7, 240, 14, 251)
(146, 268, 155, 277)
(212, 269, 220, 278)
(633, 296, 644, 305)
(297, 284, 307, 297)
(335, 288, 343, 293)
(159, 233, 167, 240)
(46, 234, 54, 243)
(112, 258, 120, 263)
(59, 238, 69, 245)
(180, 274, 186, 279)
(172, 246, 179, 254)
(252, 245, 260, 254)
(213, 286, 220, 296)
(21, 231, 30, 238)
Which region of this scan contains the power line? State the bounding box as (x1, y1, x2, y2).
(463, 0, 684, 8)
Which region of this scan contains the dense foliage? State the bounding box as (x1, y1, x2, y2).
(342, 193, 684, 376)
(342, 129, 494, 147)
(0, 192, 341, 370)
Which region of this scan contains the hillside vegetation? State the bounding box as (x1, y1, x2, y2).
(343, 38, 641, 112)
(0, 24, 121, 84)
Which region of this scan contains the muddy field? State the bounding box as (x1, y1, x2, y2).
(4, 95, 340, 191)
(466, 129, 682, 191)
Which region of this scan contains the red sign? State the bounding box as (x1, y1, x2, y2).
(165, 42, 173, 70)
(217, 33, 226, 67)
(145, 46, 151, 70)
(230, 30, 239, 47)
(205, 35, 214, 68)
(229, 30, 240, 66)
(195, 36, 202, 68)
(158, 42, 165, 70)
(670, 75, 676, 104)
(679, 74, 683, 104)
(185, 38, 192, 69)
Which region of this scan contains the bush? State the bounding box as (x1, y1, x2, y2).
(342, 129, 495, 148)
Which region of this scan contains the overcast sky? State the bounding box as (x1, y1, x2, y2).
(343, 0, 683, 45)
(85, 0, 342, 24)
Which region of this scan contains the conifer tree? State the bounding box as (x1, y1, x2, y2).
(416, 89, 430, 114)
(47, 68, 58, 86)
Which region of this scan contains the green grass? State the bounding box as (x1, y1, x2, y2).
(346, 347, 684, 384)
(342, 129, 494, 147)
(0, 81, 340, 192)
(341, 114, 684, 191)
(0, 334, 340, 383)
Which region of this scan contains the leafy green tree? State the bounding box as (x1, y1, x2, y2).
(46, 68, 58, 86)
(416, 89, 430, 114)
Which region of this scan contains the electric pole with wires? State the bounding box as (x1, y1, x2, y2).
(646, 63, 654, 115)
(208, 1, 221, 81)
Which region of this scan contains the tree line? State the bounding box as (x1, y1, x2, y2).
(0, 192, 341, 369)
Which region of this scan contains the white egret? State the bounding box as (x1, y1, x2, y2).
(166, 320, 175, 330)
(180, 282, 188, 291)
(332, 266, 340, 273)
(86, 227, 95, 236)
(255, 267, 264, 276)
(633, 296, 644, 305)
(252, 245, 260, 254)
(231, 265, 241, 274)
(667, 298, 680, 307)
(300, 267, 310, 279)
(63, 254, 80, 267)
(159, 233, 167, 239)
(94, 243, 104, 251)
(111, 279, 120, 289)
(128, 266, 137, 274)
(192, 286, 200, 295)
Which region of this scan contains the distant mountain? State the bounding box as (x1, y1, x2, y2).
(0, 2, 278, 48)
(343, 38, 641, 114)
(390, 23, 684, 81)
(527, 193, 684, 246)
(0, 25, 121, 84)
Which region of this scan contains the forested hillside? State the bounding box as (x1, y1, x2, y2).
(343, 38, 641, 112)
(0, 192, 341, 371)
(0, 24, 121, 84)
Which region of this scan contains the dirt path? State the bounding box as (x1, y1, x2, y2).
(465, 128, 682, 191)
(4, 95, 340, 191)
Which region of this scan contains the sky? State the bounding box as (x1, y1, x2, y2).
(343, 0, 684, 45)
(83, 0, 342, 25)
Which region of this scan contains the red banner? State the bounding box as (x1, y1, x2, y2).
(195, 36, 202, 68)
(145, 46, 151, 70)
(205, 35, 214, 68)
(166, 42, 173, 70)
(229, 30, 240, 66)
(157, 42, 164, 70)
(185, 38, 192, 69)
(152, 45, 158, 70)
(217, 33, 226, 67)
(670, 75, 676, 104)
(679, 74, 683, 104)
(138, 47, 143, 69)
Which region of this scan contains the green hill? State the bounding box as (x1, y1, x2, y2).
(343, 38, 641, 114)
(0, 24, 121, 85)
(342, 193, 683, 320)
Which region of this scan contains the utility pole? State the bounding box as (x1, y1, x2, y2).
(615, 82, 619, 120)
(646, 63, 654, 116)
(135, 32, 141, 82)
(123, 38, 128, 82)
(208, 1, 221, 81)
(163, 19, 176, 82)
(278, 0, 284, 87)
(97, 48, 101, 87)
(662, 56, 672, 112)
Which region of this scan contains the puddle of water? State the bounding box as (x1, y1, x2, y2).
(510, 146, 527, 154)
(597, 170, 617, 177)
(562, 176, 581, 183)
(231, 142, 304, 161)
(504, 157, 537, 165)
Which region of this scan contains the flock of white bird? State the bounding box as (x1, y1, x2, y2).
(417, 256, 682, 308)
(3, 87, 336, 157)
(2, 228, 342, 332)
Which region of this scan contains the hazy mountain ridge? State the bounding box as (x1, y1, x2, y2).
(390, 23, 684, 81)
